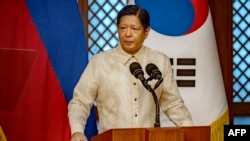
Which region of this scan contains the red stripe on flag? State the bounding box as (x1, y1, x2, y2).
(0, 0, 71, 140)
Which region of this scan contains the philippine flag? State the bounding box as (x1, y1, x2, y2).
(129, 0, 229, 140)
(0, 0, 97, 141)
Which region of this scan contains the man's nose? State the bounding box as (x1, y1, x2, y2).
(125, 28, 132, 36)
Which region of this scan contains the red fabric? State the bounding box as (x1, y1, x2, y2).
(0, 49, 37, 111)
(187, 0, 209, 34)
(0, 0, 71, 140)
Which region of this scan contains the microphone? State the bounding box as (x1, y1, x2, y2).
(129, 62, 150, 90)
(146, 63, 163, 90)
(129, 62, 161, 127)
(146, 63, 162, 80)
(129, 62, 144, 80)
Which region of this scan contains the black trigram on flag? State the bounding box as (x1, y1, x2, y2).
(170, 58, 196, 87)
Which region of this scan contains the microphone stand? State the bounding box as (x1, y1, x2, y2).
(129, 62, 161, 127)
(150, 87, 161, 127)
(142, 81, 160, 127)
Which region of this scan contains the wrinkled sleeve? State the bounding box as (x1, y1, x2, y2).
(68, 56, 99, 134)
(159, 57, 194, 126)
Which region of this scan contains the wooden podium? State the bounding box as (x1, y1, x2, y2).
(91, 126, 210, 141)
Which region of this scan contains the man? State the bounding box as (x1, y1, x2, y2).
(68, 4, 194, 141)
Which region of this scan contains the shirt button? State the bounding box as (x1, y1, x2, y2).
(133, 82, 136, 85)
(134, 98, 137, 101)
(132, 56, 135, 58)
(135, 114, 137, 117)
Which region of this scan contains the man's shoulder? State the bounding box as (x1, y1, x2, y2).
(90, 47, 117, 60)
(144, 46, 169, 58)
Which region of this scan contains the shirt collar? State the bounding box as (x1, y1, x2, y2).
(116, 44, 146, 65)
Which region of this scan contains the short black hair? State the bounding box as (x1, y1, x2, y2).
(116, 5, 150, 30)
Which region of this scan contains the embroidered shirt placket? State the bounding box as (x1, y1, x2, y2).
(128, 56, 140, 127)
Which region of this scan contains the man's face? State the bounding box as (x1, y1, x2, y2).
(118, 15, 150, 54)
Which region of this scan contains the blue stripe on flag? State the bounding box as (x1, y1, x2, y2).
(26, 0, 97, 139)
(26, 0, 87, 102)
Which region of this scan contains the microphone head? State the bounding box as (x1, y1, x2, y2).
(146, 63, 162, 80)
(129, 62, 144, 79)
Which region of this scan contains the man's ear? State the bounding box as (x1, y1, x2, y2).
(145, 26, 150, 38)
